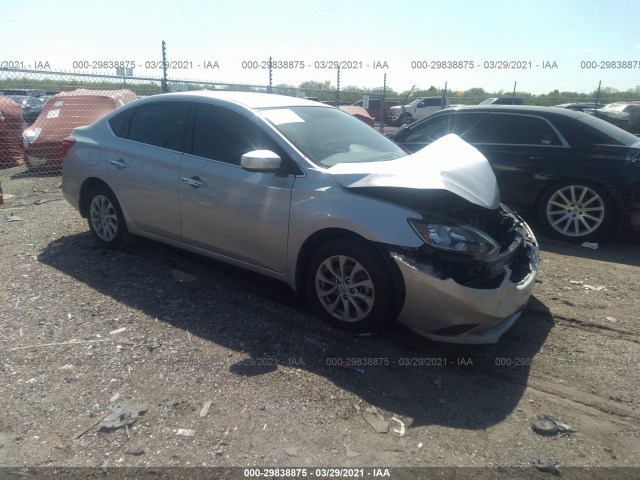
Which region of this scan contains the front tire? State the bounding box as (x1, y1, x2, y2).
(305, 238, 396, 333)
(86, 185, 133, 248)
(537, 181, 614, 241)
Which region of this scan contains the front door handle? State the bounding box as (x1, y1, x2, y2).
(182, 176, 207, 188)
(110, 159, 129, 169)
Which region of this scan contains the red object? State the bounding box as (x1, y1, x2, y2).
(0, 97, 25, 169)
(338, 105, 375, 127)
(23, 89, 137, 171)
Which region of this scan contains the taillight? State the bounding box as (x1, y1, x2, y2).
(61, 137, 76, 158)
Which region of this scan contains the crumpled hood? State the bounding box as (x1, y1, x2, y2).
(328, 134, 500, 209)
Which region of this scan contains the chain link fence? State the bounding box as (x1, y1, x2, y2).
(2, 68, 639, 176)
(1, 69, 399, 175)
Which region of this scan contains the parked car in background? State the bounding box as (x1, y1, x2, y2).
(480, 97, 524, 105)
(392, 105, 640, 241)
(2, 95, 45, 125)
(0, 88, 47, 97)
(338, 105, 375, 127)
(590, 102, 640, 135)
(62, 91, 539, 344)
(389, 96, 450, 125)
(0, 97, 25, 168)
(554, 102, 600, 112)
(23, 89, 137, 171)
(351, 98, 402, 122)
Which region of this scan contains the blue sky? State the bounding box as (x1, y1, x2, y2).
(2, 0, 639, 94)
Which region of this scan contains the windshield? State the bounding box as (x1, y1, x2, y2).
(4, 95, 27, 104)
(25, 97, 43, 107)
(260, 106, 406, 167)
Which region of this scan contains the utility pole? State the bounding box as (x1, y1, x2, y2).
(512, 81, 517, 103)
(441, 81, 447, 108)
(335, 66, 340, 107)
(380, 73, 386, 133)
(161, 40, 168, 94)
(268, 56, 273, 94)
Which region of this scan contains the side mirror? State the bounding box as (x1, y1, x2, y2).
(241, 150, 282, 171)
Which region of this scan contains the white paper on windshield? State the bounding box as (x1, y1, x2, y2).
(261, 109, 305, 125)
(328, 134, 499, 209)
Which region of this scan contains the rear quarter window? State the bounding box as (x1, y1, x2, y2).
(565, 113, 640, 146)
(108, 108, 134, 137)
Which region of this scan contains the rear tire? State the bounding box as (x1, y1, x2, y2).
(86, 185, 134, 248)
(537, 181, 614, 241)
(305, 238, 396, 333)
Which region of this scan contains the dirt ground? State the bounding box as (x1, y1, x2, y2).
(1, 167, 639, 479)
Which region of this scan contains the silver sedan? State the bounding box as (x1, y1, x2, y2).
(61, 91, 538, 344)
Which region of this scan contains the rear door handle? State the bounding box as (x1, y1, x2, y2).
(110, 159, 129, 169)
(182, 176, 207, 188)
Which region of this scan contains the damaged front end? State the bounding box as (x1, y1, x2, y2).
(390, 205, 538, 344)
(328, 134, 539, 343)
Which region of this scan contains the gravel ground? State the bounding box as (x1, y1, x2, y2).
(1, 166, 639, 479)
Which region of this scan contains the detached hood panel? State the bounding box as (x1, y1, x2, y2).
(328, 134, 500, 209)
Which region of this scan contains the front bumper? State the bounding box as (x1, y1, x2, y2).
(25, 155, 47, 167)
(391, 227, 539, 344)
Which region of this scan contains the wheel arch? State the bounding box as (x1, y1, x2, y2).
(534, 178, 623, 215)
(535, 178, 621, 239)
(79, 177, 112, 218)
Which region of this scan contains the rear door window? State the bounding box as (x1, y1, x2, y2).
(477, 114, 562, 145)
(399, 112, 488, 143)
(126, 102, 190, 152)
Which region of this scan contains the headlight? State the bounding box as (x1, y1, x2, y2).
(408, 218, 500, 258)
(23, 128, 41, 149)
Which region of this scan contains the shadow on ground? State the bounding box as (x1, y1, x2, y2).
(38, 232, 554, 430)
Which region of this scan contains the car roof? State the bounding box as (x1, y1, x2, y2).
(135, 90, 330, 110)
(437, 104, 588, 119)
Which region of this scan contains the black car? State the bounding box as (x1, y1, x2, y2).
(392, 105, 640, 241)
(3, 95, 45, 125)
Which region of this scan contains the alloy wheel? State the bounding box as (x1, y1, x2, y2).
(89, 194, 119, 242)
(315, 255, 375, 323)
(546, 185, 605, 237)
